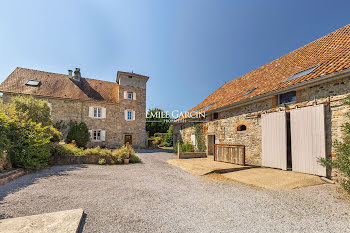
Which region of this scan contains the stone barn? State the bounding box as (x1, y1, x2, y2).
(173, 24, 350, 177)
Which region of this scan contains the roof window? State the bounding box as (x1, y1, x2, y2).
(242, 88, 257, 96)
(284, 65, 319, 82)
(202, 103, 215, 111)
(25, 80, 41, 87)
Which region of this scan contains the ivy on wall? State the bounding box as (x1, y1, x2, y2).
(194, 123, 207, 152)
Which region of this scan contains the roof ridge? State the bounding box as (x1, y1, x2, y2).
(15, 67, 118, 84)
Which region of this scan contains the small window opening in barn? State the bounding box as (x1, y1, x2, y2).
(242, 87, 257, 96)
(284, 65, 319, 82)
(213, 112, 219, 120)
(25, 80, 41, 87)
(279, 91, 296, 105)
(237, 124, 247, 131)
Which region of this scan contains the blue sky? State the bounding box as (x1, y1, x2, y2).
(0, 0, 349, 113)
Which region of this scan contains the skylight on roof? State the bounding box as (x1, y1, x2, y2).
(242, 88, 257, 96)
(284, 65, 319, 82)
(202, 103, 215, 111)
(25, 80, 41, 87)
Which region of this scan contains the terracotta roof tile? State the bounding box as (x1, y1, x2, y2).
(0, 68, 119, 103)
(184, 24, 350, 117)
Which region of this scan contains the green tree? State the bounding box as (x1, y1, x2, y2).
(0, 110, 10, 157)
(163, 125, 173, 146)
(146, 108, 171, 136)
(3, 101, 52, 169)
(11, 95, 52, 126)
(66, 122, 90, 147)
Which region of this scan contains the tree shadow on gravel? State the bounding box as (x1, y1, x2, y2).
(135, 149, 174, 153)
(203, 166, 260, 175)
(0, 164, 88, 203)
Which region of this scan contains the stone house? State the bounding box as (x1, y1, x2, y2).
(0, 67, 149, 148)
(174, 24, 350, 177)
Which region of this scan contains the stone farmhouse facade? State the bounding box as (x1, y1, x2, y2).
(0, 67, 149, 148)
(174, 24, 350, 177)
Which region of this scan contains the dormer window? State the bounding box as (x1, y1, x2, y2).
(25, 80, 41, 87)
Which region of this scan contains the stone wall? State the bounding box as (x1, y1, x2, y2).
(174, 75, 350, 166)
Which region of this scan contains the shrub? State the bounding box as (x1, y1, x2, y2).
(48, 143, 73, 157)
(0, 111, 10, 157)
(7, 120, 52, 169)
(181, 143, 194, 152)
(174, 142, 194, 153)
(84, 147, 112, 157)
(66, 122, 90, 147)
(98, 158, 106, 165)
(62, 143, 84, 155)
(2, 102, 52, 169)
(11, 95, 52, 127)
(152, 137, 163, 146)
(130, 154, 141, 163)
(163, 125, 173, 147)
(112, 145, 138, 163)
(50, 127, 62, 142)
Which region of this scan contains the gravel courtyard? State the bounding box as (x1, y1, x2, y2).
(0, 151, 349, 233)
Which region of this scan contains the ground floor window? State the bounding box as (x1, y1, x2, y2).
(124, 134, 132, 145)
(93, 130, 101, 141)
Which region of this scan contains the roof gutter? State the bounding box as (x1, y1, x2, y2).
(206, 68, 350, 115)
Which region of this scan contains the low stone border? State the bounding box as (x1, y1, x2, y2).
(49, 154, 100, 165)
(0, 169, 27, 186)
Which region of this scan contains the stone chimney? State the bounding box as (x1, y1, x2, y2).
(74, 68, 81, 81)
(68, 69, 73, 78)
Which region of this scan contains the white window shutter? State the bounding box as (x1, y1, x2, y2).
(124, 91, 127, 99)
(88, 107, 94, 118)
(101, 130, 106, 141)
(191, 134, 196, 146)
(124, 110, 128, 120)
(133, 92, 136, 100)
(132, 110, 136, 120)
(102, 108, 106, 118)
(88, 130, 93, 140)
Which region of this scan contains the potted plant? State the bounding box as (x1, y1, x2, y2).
(122, 154, 130, 164)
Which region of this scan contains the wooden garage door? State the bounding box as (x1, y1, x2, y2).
(290, 105, 326, 176)
(262, 111, 287, 170)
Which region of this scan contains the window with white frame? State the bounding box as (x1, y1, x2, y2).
(93, 130, 101, 141)
(125, 110, 135, 121)
(124, 91, 136, 100)
(127, 111, 132, 120)
(94, 107, 102, 118)
(127, 92, 133, 100)
(89, 107, 106, 119)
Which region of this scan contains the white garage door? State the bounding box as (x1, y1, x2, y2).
(262, 111, 287, 170)
(290, 105, 326, 176)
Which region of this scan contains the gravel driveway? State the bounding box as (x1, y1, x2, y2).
(0, 151, 349, 232)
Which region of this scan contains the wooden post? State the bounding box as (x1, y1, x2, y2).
(177, 143, 181, 159)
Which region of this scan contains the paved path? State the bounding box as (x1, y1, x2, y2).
(0, 151, 349, 232)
